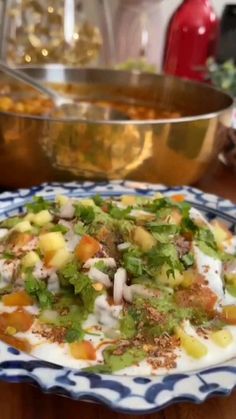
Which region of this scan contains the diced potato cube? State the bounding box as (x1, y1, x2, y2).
(225, 273, 236, 286)
(14, 221, 32, 233)
(158, 264, 183, 288)
(121, 195, 136, 206)
(24, 213, 35, 222)
(80, 199, 95, 207)
(69, 341, 96, 360)
(222, 305, 236, 325)
(211, 329, 233, 348)
(56, 195, 69, 207)
(176, 327, 208, 359)
(46, 248, 72, 269)
(33, 210, 53, 226)
(22, 251, 40, 268)
(181, 269, 196, 288)
(133, 226, 156, 252)
(39, 232, 66, 253)
(211, 220, 232, 248)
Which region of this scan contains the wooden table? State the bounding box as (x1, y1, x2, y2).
(0, 162, 236, 419)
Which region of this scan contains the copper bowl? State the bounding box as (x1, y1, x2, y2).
(0, 66, 233, 189)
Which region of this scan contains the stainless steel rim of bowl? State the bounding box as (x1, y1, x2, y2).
(0, 66, 233, 124)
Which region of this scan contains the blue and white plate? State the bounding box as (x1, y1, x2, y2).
(0, 180, 236, 414)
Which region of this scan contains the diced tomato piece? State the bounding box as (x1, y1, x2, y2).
(221, 306, 236, 325)
(0, 310, 34, 333)
(44, 250, 56, 268)
(2, 291, 34, 307)
(171, 194, 185, 203)
(0, 333, 31, 353)
(75, 235, 100, 263)
(69, 341, 96, 360)
(175, 285, 217, 314)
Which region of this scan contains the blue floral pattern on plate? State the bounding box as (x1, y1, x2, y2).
(0, 180, 235, 414)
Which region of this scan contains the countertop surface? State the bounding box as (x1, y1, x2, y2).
(0, 161, 236, 419)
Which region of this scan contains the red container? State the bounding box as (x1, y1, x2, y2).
(163, 0, 219, 81)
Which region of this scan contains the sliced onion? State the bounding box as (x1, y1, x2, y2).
(113, 268, 127, 305)
(65, 231, 81, 252)
(88, 267, 112, 288)
(123, 284, 154, 303)
(58, 219, 72, 229)
(84, 257, 116, 269)
(47, 272, 60, 294)
(117, 242, 131, 251)
(59, 201, 75, 219)
(34, 261, 54, 279)
(0, 229, 8, 239)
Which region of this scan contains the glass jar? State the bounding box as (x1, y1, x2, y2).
(103, 0, 164, 72)
(0, 0, 104, 66)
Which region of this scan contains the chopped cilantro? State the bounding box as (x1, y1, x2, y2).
(148, 223, 179, 243)
(2, 251, 14, 260)
(94, 260, 108, 273)
(65, 324, 84, 343)
(74, 222, 87, 235)
(0, 216, 21, 229)
(74, 204, 95, 224)
(83, 364, 112, 374)
(197, 241, 220, 259)
(181, 252, 195, 268)
(109, 205, 132, 220)
(59, 263, 99, 312)
(123, 249, 144, 276)
(50, 224, 69, 234)
(24, 270, 54, 309)
(92, 194, 104, 207)
(26, 196, 52, 214)
(147, 243, 184, 276)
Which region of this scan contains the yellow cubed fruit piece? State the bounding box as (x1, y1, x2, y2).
(133, 226, 156, 252)
(39, 232, 66, 253)
(176, 327, 208, 359)
(181, 269, 196, 288)
(225, 273, 236, 286)
(158, 264, 183, 288)
(121, 195, 136, 206)
(56, 195, 69, 207)
(22, 251, 40, 268)
(14, 221, 32, 233)
(33, 210, 53, 227)
(46, 248, 72, 269)
(211, 220, 232, 248)
(24, 213, 35, 222)
(80, 199, 95, 207)
(211, 329, 233, 348)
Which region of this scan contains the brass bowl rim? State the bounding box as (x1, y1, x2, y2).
(0, 66, 233, 125)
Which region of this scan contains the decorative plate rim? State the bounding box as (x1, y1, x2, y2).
(0, 180, 235, 414)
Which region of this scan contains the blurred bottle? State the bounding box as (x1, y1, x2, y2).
(217, 4, 236, 63)
(107, 0, 165, 72)
(164, 0, 219, 81)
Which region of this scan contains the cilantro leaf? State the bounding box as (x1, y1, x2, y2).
(197, 241, 220, 259)
(74, 222, 87, 235)
(181, 252, 195, 268)
(123, 249, 144, 276)
(0, 217, 21, 229)
(82, 364, 112, 374)
(92, 194, 104, 207)
(74, 204, 95, 224)
(148, 223, 179, 243)
(109, 205, 132, 220)
(94, 260, 108, 273)
(26, 197, 52, 214)
(65, 324, 84, 343)
(24, 270, 54, 309)
(2, 251, 14, 260)
(50, 224, 68, 234)
(147, 243, 184, 275)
